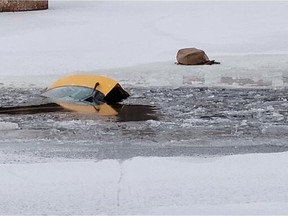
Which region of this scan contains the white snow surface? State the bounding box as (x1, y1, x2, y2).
(1, 1, 288, 214)
(1, 153, 288, 215)
(1, 1, 288, 88)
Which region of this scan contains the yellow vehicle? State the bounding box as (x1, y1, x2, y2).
(43, 74, 130, 105)
(0, 74, 158, 121)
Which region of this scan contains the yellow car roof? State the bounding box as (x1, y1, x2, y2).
(48, 74, 118, 96)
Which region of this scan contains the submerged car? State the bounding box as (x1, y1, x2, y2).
(42, 74, 130, 105)
(0, 74, 159, 121)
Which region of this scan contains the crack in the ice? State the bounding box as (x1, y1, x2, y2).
(117, 160, 125, 207)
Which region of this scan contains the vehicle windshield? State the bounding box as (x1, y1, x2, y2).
(43, 86, 103, 103)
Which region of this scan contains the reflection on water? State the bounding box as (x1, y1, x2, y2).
(0, 103, 66, 115)
(0, 103, 159, 122)
(113, 104, 159, 122)
(183, 72, 287, 88)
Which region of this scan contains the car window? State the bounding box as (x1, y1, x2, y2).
(43, 86, 95, 102)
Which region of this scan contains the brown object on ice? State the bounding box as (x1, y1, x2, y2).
(176, 48, 219, 65)
(0, 0, 48, 12)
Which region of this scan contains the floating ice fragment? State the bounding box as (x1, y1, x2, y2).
(147, 120, 161, 127)
(181, 123, 193, 128)
(240, 120, 248, 126)
(0, 122, 19, 130)
(266, 105, 274, 111)
(261, 125, 288, 135)
(272, 112, 284, 121)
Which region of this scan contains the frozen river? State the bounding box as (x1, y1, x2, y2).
(1, 84, 288, 215)
(1, 1, 288, 213)
(1, 85, 288, 163)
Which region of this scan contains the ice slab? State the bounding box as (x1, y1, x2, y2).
(3, 54, 288, 89)
(0, 122, 19, 130)
(0, 153, 288, 214)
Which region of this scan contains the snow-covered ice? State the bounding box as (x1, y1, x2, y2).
(1, 1, 288, 89)
(1, 1, 288, 214)
(1, 154, 288, 215)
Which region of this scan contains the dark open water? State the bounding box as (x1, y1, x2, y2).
(1, 86, 288, 162)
